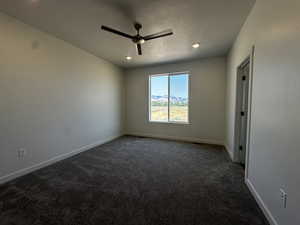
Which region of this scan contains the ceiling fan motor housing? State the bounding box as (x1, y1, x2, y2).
(132, 23, 145, 44)
(132, 35, 144, 44)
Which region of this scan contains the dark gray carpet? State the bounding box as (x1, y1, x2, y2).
(0, 136, 268, 225)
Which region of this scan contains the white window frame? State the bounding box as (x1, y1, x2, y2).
(148, 72, 190, 124)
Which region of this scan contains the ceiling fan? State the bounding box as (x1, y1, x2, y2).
(101, 23, 173, 56)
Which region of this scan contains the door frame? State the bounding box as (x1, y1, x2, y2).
(233, 46, 255, 179)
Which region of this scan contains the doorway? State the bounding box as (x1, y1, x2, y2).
(235, 58, 250, 166)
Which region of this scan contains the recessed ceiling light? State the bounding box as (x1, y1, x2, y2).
(192, 43, 200, 48)
(126, 56, 132, 60)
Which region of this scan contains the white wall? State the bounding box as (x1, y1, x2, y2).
(125, 57, 226, 145)
(0, 12, 124, 183)
(225, 0, 300, 224)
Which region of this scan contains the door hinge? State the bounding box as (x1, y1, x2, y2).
(241, 111, 245, 116)
(239, 145, 243, 151)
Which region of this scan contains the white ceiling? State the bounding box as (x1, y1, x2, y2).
(0, 0, 255, 68)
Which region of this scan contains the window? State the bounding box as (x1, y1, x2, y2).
(149, 73, 189, 123)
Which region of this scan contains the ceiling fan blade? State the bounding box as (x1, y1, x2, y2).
(137, 43, 142, 55)
(101, 25, 133, 39)
(143, 29, 173, 41)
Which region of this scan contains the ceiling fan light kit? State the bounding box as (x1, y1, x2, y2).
(101, 23, 173, 56)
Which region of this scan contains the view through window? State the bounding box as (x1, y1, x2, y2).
(149, 73, 189, 123)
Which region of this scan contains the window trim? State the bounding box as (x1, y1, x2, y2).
(148, 71, 190, 124)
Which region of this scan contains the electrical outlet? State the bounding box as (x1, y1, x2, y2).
(280, 189, 287, 208)
(17, 148, 27, 159)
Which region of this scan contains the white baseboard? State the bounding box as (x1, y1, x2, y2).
(126, 132, 224, 146)
(0, 134, 122, 185)
(245, 178, 279, 225)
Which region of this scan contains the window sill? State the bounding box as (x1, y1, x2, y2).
(148, 121, 190, 125)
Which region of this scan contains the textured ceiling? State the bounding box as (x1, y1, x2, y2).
(0, 0, 255, 68)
